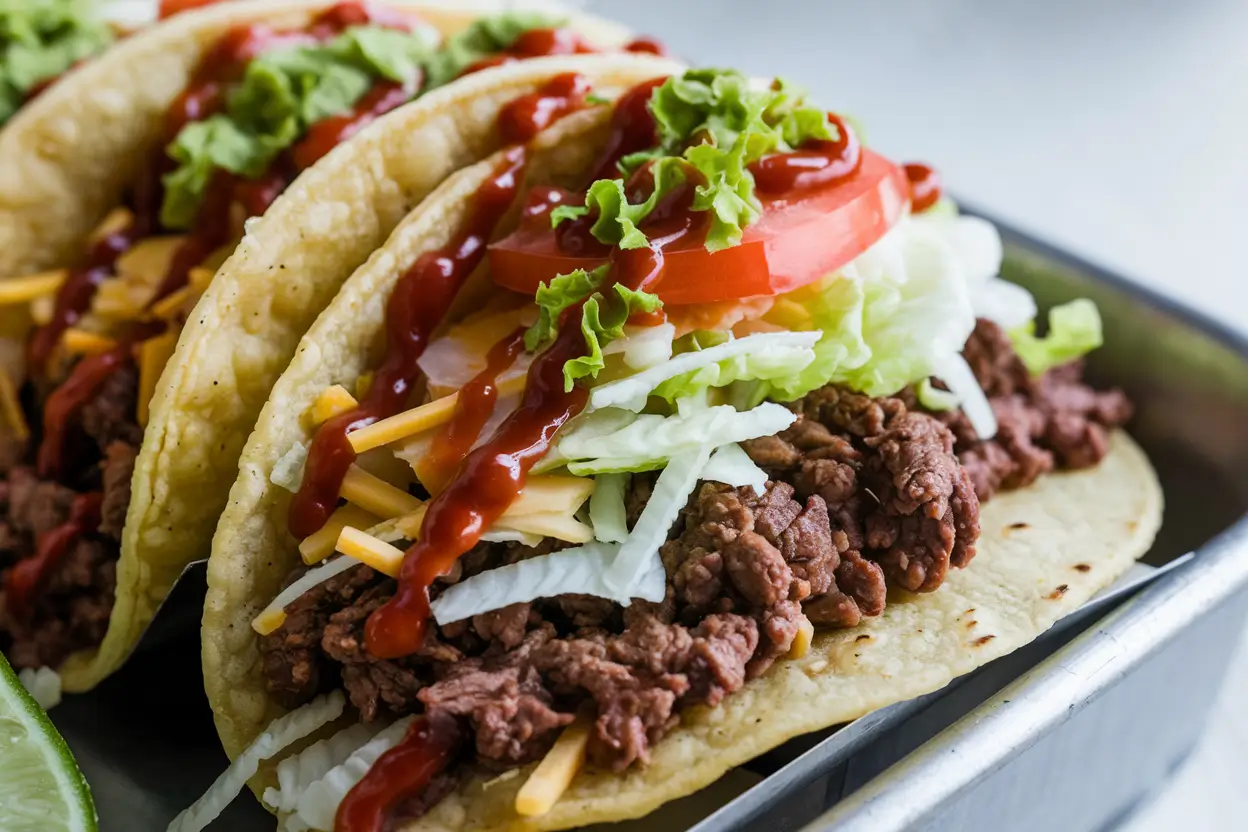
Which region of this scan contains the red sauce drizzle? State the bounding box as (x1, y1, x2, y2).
(35, 347, 129, 478)
(498, 72, 591, 145)
(423, 327, 527, 492)
(288, 146, 530, 539)
(623, 36, 668, 56)
(587, 76, 666, 182)
(750, 114, 861, 194)
(904, 162, 942, 213)
(292, 81, 413, 171)
(334, 716, 461, 832)
(364, 177, 700, 660)
(2, 492, 103, 624)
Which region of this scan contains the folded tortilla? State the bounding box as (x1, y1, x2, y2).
(201, 97, 1163, 828)
(0, 0, 675, 692)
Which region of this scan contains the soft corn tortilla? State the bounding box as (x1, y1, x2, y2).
(0, 0, 677, 692)
(201, 119, 1164, 827)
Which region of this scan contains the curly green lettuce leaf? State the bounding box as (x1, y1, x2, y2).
(550, 156, 687, 249)
(422, 11, 561, 88)
(0, 0, 112, 125)
(563, 283, 663, 391)
(525, 266, 607, 351)
(160, 23, 441, 229)
(1009, 298, 1103, 376)
(558, 69, 838, 254)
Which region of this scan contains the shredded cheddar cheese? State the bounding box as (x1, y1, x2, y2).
(335, 527, 404, 577)
(137, 331, 179, 426)
(150, 286, 193, 319)
(310, 385, 358, 426)
(29, 294, 54, 325)
(515, 715, 591, 816)
(347, 376, 527, 454)
(789, 615, 815, 658)
(506, 476, 595, 516)
(0, 368, 29, 441)
(61, 328, 118, 356)
(188, 267, 215, 293)
(340, 465, 423, 519)
(87, 207, 134, 246)
(252, 609, 288, 636)
(0, 270, 67, 306)
(496, 513, 594, 544)
(299, 504, 377, 565)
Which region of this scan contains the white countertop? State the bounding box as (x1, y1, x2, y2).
(581, 0, 1248, 827)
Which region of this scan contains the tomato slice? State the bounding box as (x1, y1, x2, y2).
(488, 149, 910, 305)
(158, 0, 230, 18)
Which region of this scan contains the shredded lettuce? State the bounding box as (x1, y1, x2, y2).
(1009, 299, 1104, 376)
(558, 402, 795, 475)
(263, 722, 378, 814)
(754, 218, 977, 402)
(284, 718, 414, 832)
(0, 0, 112, 125)
(702, 442, 766, 496)
(271, 440, 309, 492)
(170, 691, 347, 832)
(602, 322, 675, 370)
(589, 473, 629, 543)
(604, 444, 713, 595)
(932, 352, 997, 439)
(430, 541, 664, 624)
(17, 666, 61, 710)
(588, 330, 820, 412)
(421, 11, 560, 88)
(162, 24, 435, 228)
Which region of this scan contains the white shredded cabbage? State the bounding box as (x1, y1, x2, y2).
(558, 403, 796, 475)
(430, 541, 665, 624)
(605, 444, 716, 595)
(603, 322, 676, 370)
(286, 717, 415, 832)
(416, 306, 534, 397)
(935, 352, 998, 439)
(702, 443, 767, 496)
(480, 528, 543, 546)
(272, 441, 309, 493)
(264, 723, 378, 814)
(168, 692, 347, 832)
(588, 330, 821, 412)
(974, 277, 1037, 330)
(258, 557, 361, 625)
(17, 667, 61, 710)
(589, 473, 629, 543)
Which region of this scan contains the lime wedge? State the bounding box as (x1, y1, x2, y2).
(0, 654, 96, 832)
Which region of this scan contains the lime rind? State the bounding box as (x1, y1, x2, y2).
(0, 653, 97, 832)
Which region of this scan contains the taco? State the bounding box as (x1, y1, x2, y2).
(0, 0, 676, 693)
(191, 67, 1162, 831)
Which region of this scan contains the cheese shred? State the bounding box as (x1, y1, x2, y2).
(299, 504, 377, 565)
(515, 715, 591, 817)
(0, 270, 67, 306)
(335, 527, 405, 577)
(138, 331, 179, 427)
(0, 368, 29, 441)
(340, 465, 423, 519)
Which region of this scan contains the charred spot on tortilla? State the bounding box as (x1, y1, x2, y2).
(1074, 563, 1092, 572)
(1048, 584, 1070, 600)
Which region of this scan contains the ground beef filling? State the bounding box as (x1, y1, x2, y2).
(0, 363, 142, 670)
(258, 320, 1130, 815)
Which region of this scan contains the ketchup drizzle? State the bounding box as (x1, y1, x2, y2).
(497, 72, 591, 145)
(750, 114, 861, 194)
(35, 347, 129, 478)
(2, 492, 103, 624)
(903, 162, 942, 213)
(422, 327, 527, 492)
(287, 146, 530, 539)
(364, 177, 701, 661)
(334, 716, 461, 832)
(292, 81, 413, 171)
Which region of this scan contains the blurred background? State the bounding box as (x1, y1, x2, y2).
(576, 0, 1247, 829)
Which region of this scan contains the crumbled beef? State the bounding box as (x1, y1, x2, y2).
(79, 363, 144, 450)
(938, 320, 1132, 500)
(530, 613, 757, 770)
(99, 442, 135, 540)
(1, 357, 144, 671)
(419, 627, 571, 764)
(256, 329, 1133, 821)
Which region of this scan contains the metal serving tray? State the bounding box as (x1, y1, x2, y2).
(48, 218, 1248, 831)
